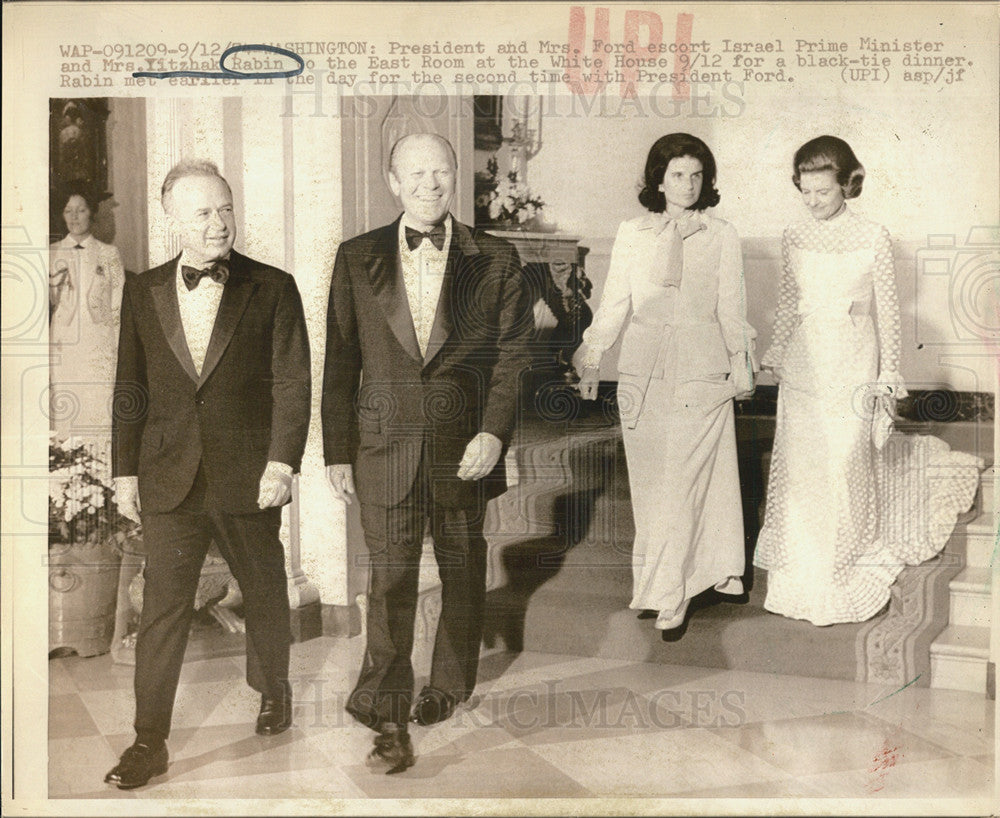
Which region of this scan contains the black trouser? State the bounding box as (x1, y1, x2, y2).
(347, 448, 488, 730)
(133, 466, 291, 742)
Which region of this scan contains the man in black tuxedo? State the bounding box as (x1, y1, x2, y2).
(322, 133, 533, 772)
(105, 160, 311, 789)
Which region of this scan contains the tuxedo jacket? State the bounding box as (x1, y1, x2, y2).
(321, 216, 533, 509)
(112, 250, 311, 515)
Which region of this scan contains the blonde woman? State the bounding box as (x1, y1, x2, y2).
(755, 135, 982, 625)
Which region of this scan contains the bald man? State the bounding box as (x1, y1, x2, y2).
(322, 133, 533, 772)
(106, 159, 310, 789)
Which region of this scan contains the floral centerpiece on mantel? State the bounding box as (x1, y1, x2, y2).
(475, 155, 553, 231)
(49, 433, 138, 658)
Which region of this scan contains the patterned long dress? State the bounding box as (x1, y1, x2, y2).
(754, 206, 981, 625)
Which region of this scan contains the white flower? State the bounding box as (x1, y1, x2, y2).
(64, 499, 82, 521)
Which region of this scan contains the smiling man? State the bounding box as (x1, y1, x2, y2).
(322, 133, 534, 773)
(106, 159, 311, 789)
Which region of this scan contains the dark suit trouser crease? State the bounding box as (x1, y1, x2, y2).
(134, 467, 291, 742)
(348, 443, 488, 729)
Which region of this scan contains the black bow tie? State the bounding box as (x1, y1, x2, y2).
(181, 260, 229, 290)
(405, 223, 446, 251)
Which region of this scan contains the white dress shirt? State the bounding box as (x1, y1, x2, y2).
(398, 215, 452, 356)
(175, 253, 226, 376)
(173, 253, 292, 479)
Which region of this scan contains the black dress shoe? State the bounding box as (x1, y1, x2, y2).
(256, 689, 292, 736)
(345, 701, 380, 730)
(410, 687, 457, 726)
(104, 741, 169, 789)
(636, 609, 657, 620)
(365, 723, 415, 774)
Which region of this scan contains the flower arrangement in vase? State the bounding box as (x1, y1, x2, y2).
(49, 434, 137, 657)
(475, 155, 550, 231)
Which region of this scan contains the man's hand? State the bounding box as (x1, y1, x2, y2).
(257, 461, 293, 509)
(577, 366, 600, 401)
(326, 464, 356, 505)
(457, 432, 502, 481)
(113, 476, 141, 523)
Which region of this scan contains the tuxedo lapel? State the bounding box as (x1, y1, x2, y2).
(149, 257, 199, 383)
(198, 252, 257, 388)
(422, 218, 478, 367)
(424, 219, 466, 366)
(366, 218, 422, 363)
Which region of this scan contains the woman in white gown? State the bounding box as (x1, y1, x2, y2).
(49, 183, 125, 439)
(579, 133, 756, 630)
(755, 135, 982, 625)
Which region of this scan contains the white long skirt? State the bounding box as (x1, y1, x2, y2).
(621, 374, 746, 614)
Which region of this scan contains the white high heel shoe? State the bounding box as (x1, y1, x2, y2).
(655, 598, 690, 630)
(714, 576, 744, 595)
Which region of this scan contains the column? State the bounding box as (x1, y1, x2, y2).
(285, 90, 357, 631)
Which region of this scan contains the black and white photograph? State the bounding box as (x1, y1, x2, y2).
(2, 2, 998, 814)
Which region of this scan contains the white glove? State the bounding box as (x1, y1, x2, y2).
(577, 366, 600, 401)
(730, 351, 756, 398)
(872, 394, 895, 450)
(873, 371, 908, 400)
(326, 464, 356, 505)
(457, 432, 503, 481)
(257, 461, 293, 509)
(113, 476, 141, 524)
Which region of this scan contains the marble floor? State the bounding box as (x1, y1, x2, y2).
(48, 634, 995, 811)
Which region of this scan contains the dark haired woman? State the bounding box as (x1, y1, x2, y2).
(578, 133, 756, 630)
(755, 135, 981, 625)
(49, 181, 124, 437)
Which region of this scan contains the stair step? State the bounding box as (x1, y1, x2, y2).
(958, 511, 998, 568)
(948, 567, 993, 628)
(979, 466, 997, 515)
(930, 624, 990, 659)
(488, 568, 866, 682)
(477, 413, 994, 691)
(930, 625, 990, 693)
(950, 566, 992, 594)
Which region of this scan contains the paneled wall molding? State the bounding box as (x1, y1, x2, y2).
(337, 95, 476, 619)
(143, 95, 329, 611)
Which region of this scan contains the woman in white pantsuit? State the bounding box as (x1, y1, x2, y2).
(579, 133, 757, 630)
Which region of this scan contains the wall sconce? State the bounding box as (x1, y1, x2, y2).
(503, 95, 543, 179)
